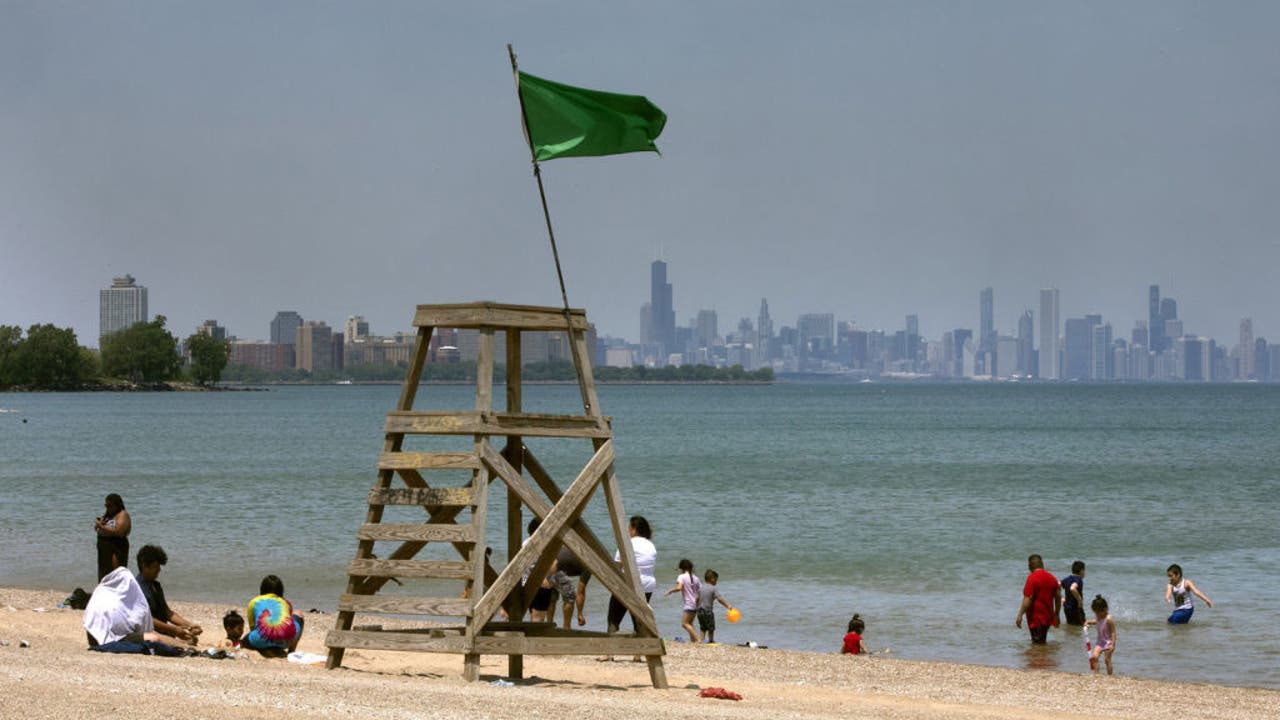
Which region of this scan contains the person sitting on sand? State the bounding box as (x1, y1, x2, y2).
(83, 565, 189, 651)
(135, 544, 203, 644)
(216, 609, 245, 651)
(841, 614, 867, 654)
(242, 575, 304, 658)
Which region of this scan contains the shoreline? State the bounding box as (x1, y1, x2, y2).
(2, 587, 1275, 720)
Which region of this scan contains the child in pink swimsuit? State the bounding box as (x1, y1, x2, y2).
(1084, 594, 1116, 675)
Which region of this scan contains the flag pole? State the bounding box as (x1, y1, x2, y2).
(507, 44, 590, 413)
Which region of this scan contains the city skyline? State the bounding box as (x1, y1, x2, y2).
(4, 4, 1280, 348)
(80, 265, 1276, 382)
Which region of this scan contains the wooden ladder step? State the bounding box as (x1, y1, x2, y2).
(347, 558, 473, 580)
(384, 411, 611, 439)
(377, 451, 480, 470)
(356, 523, 476, 543)
(326, 629, 469, 653)
(367, 486, 474, 507)
(337, 594, 474, 617)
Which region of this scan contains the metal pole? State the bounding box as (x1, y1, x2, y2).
(507, 43, 589, 412)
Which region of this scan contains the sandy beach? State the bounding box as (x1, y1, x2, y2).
(1, 588, 1275, 720)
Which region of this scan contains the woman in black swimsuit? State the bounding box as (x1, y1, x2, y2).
(94, 493, 132, 580)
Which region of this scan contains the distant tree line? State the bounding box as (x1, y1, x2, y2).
(218, 358, 773, 384)
(2, 322, 771, 390)
(0, 317, 230, 390)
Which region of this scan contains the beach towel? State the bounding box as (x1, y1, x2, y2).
(83, 566, 154, 646)
(698, 687, 743, 701)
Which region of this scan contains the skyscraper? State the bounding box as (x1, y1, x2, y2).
(797, 313, 835, 367)
(649, 260, 675, 355)
(1038, 289, 1060, 380)
(271, 311, 304, 346)
(295, 320, 334, 372)
(694, 309, 718, 348)
(905, 314, 920, 371)
(756, 298, 773, 365)
(1017, 309, 1034, 376)
(196, 319, 226, 340)
(99, 274, 148, 339)
(345, 316, 370, 343)
(1239, 317, 1255, 379)
(1090, 322, 1112, 380)
(1064, 316, 1098, 380)
(1148, 285, 1164, 353)
(979, 287, 994, 351)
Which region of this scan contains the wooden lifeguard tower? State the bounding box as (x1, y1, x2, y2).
(325, 302, 666, 688)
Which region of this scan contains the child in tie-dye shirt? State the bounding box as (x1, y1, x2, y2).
(243, 575, 304, 657)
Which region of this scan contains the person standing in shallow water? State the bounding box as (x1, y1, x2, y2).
(94, 493, 131, 580)
(1015, 554, 1061, 644)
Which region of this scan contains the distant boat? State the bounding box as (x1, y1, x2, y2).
(335, 380, 353, 385)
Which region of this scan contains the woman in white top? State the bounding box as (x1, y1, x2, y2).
(606, 515, 656, 634)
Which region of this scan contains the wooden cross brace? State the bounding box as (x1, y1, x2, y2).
(472, 440, 659, 639)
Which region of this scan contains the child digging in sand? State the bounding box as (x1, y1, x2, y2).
(1084, 595, 1116, 675)
(215, 610, 245, 651)
(242, 575, 304, 658)
(665, 558, 701, 643)
(842, 614, 867, 654)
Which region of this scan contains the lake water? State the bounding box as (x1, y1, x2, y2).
(1, 383, 1277, 689)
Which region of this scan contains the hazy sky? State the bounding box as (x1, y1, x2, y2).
(3, 1, 1279, 348)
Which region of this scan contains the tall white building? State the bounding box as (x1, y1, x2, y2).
(99, 274, 148, 340)
(1239, 317, 1255, 379)
(345, 315, 370, 342)
(1038, 288, 1060, 380)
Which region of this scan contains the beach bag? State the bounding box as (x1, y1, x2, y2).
(66, 588, 91, 610)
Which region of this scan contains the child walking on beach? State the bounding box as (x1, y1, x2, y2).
(841, 614, 866, 654)
(1084, 595, 1116, 675)
(665, 558, 701, 643)
(696, 569, 734, 644)
(1164, 564, 1213, 624)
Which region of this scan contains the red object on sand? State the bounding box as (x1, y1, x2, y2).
(699, 687, 743, 701)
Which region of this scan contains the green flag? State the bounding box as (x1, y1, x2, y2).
(518, 71, 666, 161)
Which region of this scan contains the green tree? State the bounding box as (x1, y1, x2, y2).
(185, 333, 230, 386)
(0, 325, 21, 388)
(100, 316, 182, 383)
(7, 324, 94, 388)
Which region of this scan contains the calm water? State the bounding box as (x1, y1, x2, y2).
(1, 383, 1277, 689)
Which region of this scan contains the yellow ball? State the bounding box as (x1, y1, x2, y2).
(727, 607, 741, 623)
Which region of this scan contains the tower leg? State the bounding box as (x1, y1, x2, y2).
(646, 655, 668, 689)
(463, 653, 481, 682)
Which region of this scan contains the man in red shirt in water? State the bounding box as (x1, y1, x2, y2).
(1015, 554, 1062, 644)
